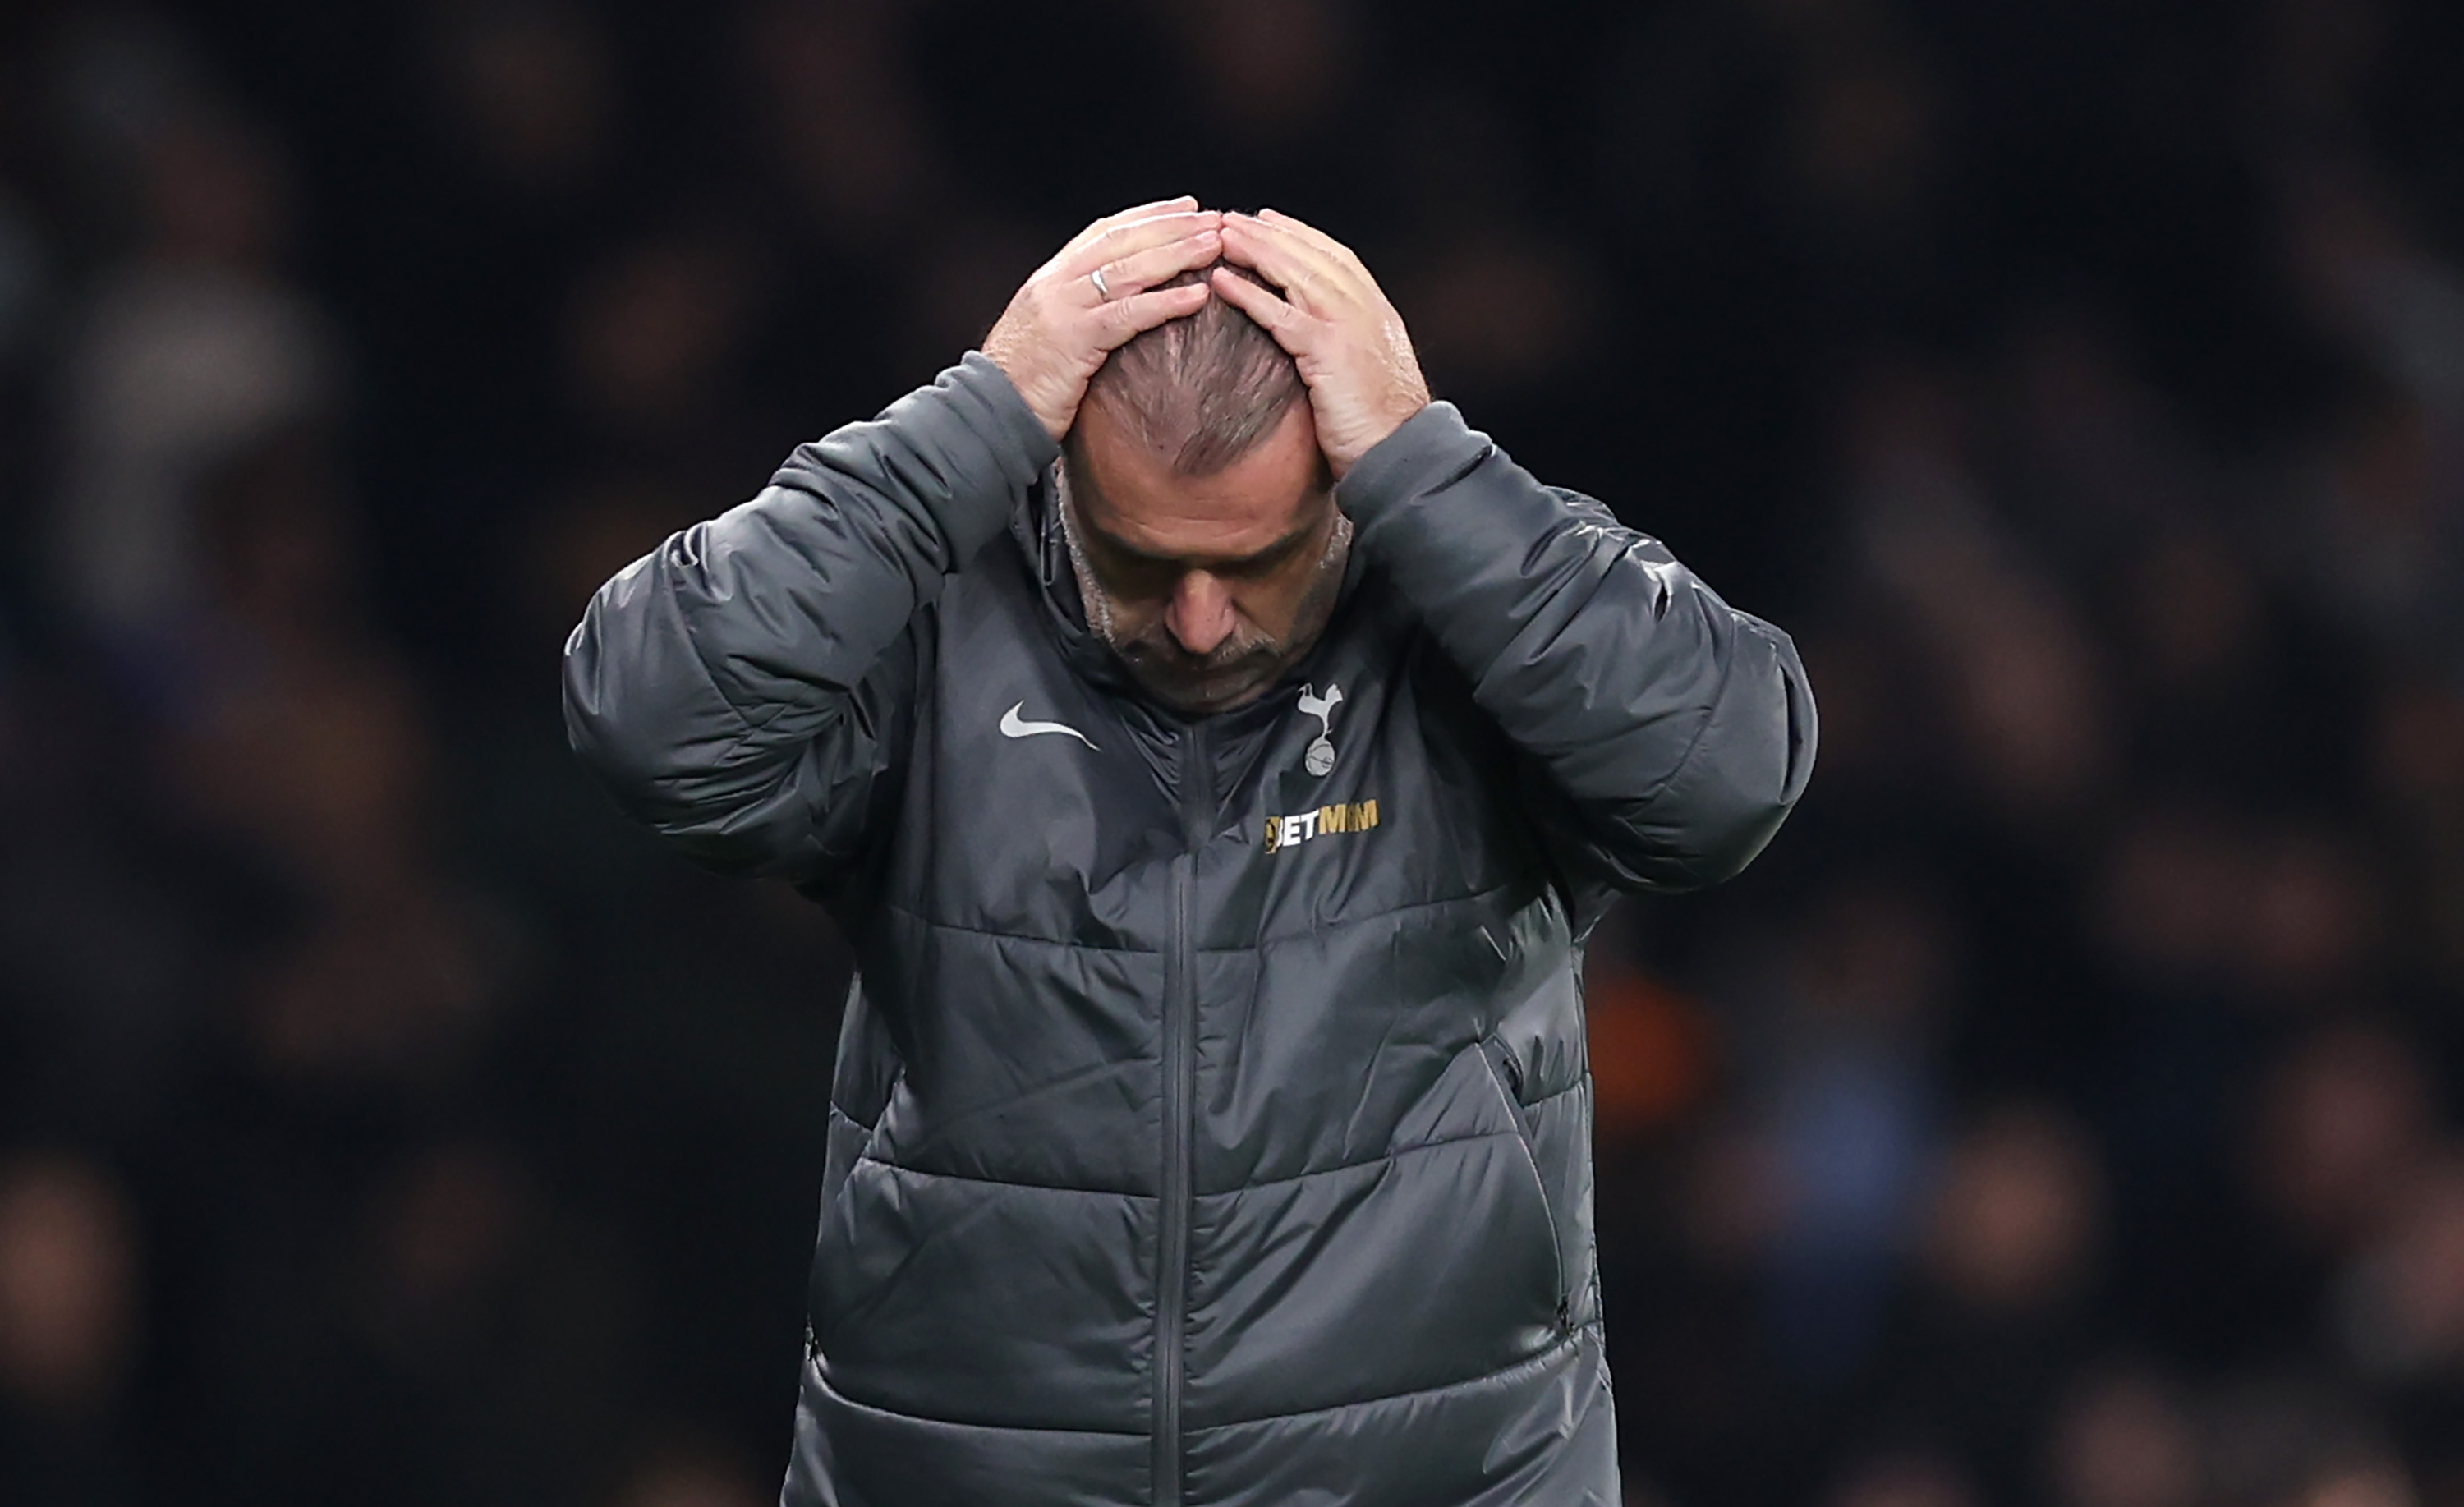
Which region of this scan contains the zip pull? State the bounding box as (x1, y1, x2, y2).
(1038, 477, 1058, 587)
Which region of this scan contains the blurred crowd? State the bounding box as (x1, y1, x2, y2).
(0, 2, 2458, 1505)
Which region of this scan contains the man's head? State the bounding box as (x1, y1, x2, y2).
(1060, 262, 1348, 714)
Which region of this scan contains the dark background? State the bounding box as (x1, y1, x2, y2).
(2, 2, 2462, 1505)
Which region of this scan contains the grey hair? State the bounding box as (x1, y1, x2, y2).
(1078, 260, 1308, 476)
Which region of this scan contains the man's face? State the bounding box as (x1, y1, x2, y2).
(1063, 398, 1348, 714)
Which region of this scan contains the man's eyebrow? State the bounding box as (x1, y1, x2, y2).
(1088, 517, 1322, 572)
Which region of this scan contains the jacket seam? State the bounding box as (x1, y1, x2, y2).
(856, 1124, 1535, 1201)
(806, 1322, 1596, 1440)
(1244, 880, 1521, 949)
(1185, 1323, 1593, 1433)
(808, 1360, 1148, 1437)
(1197, 1128, 1525, 1197)
(879, 880, 1523, 955)
(877, 901, 1153, 954)
(849, 1153, 1147, 1199)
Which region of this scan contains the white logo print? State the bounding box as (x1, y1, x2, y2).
(1000, 701, 1098, 751)
(1297, 682, 1343, 776)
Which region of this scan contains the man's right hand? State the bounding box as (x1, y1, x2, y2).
(981, 198, 1223, 441)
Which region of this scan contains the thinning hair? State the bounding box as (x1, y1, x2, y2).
(1078, 260, 1308, 476)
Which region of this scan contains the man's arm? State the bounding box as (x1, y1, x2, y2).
(1340, 407, 1815, 891)
(1213, 208, 1815, 892)
(563, 200, 1224, 881)
(561, 354, 1053, 880)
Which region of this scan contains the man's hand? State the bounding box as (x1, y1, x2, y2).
(982, 198, 1223, 441)
(1211, 209, 1431, 479)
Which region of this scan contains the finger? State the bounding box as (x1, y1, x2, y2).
(1089, 282, 1213, 351)
(1094, 195, 1198, 231)
(1207, 266, 1313, 354)
(1067, 210, 1221, 276)
(1087, 227, 1225, 304)
(1220, 214, 1354, 314)
(1241, 211, 1368, 291)
(1066, 197, 1201, 252)
(1255, 207, 1367, 272)
(1248, 210, 1386, 303)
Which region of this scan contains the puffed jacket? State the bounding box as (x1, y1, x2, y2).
(563, 353, 1816, 1506)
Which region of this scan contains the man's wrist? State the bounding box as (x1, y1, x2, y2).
(955, 351, 1067, 476)
(1333, 401, 1487, 532)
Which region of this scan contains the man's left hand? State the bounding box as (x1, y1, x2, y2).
(1212, 210, 1431, 480)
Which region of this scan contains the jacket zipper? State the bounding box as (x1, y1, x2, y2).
(1156, 721, 1208, 1507)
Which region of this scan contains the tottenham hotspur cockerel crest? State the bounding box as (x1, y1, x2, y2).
(1298, 683, 1343, 776)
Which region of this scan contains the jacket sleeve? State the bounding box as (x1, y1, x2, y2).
(1339, 401, 1816, 894)
(562, 352, 1058, 882)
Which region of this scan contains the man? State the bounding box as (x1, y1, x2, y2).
(564, 199, 1816, 1506)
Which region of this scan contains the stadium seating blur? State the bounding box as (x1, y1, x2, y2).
(1, 2, 2460, 1504)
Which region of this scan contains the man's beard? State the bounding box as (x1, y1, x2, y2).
(1114, 618, 1297, 714)
(1062, 505, 1350, 716)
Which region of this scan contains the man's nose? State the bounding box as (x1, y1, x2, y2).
(1165, 571, 1237, 657)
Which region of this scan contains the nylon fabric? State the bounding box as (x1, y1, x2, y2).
(564, 354, 1815, 1505)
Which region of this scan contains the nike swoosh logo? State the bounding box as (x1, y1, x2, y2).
(1000, 701, 1098, 750)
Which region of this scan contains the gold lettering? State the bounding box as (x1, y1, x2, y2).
(1262, 798, 1381, 853)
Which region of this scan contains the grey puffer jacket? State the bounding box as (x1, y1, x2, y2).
(563, 354, 1816, 1507)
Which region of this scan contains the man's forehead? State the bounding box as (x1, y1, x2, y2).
(1078, 504, 1324, 572)
(1066, 405, 1329, 564)
(1073, 480, 1325, 559)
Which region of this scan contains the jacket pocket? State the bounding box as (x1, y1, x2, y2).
(809, 1067, 904, 1349)
(1478, 1036, 1571, 1329)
